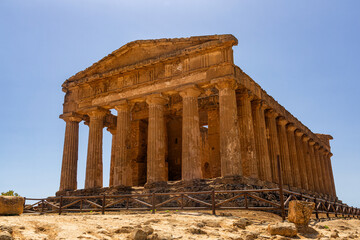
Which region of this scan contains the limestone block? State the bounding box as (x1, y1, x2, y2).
(288, 200, 315, 226)
(0, 196, 24, 215)
(267, 222, 297, 237)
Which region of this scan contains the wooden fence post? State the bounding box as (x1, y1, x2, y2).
(41, 199, 44, 214)
(102, 194, 106, 215)
(211, 189, 216, 215)
(181, 193, 184, 210)
(314, 197, 318, 220)
(59, 196, 63, 215)
(277, 155, 285, 221)
(152, 192, 156, 214)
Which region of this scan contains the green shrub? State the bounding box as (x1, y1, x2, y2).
(1, 190, 19, 196)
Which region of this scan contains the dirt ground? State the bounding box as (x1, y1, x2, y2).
(0, 210, 359, 239)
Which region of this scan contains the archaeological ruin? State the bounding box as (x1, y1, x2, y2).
(58, 34, 336, 199)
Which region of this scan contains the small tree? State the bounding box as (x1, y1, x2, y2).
(1, 190, 19, 196)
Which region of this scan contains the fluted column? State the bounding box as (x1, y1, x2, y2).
(314, 144, 325, 194)
(302, 135, 314, 192)
(326, 152, 336, 197)
(308, 140, 320, 193)
(59, 115, 82, 191)
(179, 87, 202, 180)
(113, 103, 131, 186)
(265, 109, 280, 183)
(146, 94, 168, 183)
(319, 148, 331, 195)
(294, 130, 308, 190)
(286, 124, 301, 188)
(276, 117, 292, 186)
(251, 100, 272, 182)
(208, 108, 221, 178)
(107, 127, 116, 187)
(85, 109, 108, 189)
(237, 89, 258, 178)
(215, 79, 242, 176)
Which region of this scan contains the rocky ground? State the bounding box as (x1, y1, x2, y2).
(0, 210, 359, 240)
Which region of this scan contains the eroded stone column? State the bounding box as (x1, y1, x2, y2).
(237, 89, 258, 178)
(251, 100, 272, 182)
(286, 124, 301, 189)
(215, 79, 242, 176)
(319, 148, 331, 195)
(208, 108, 221, 178)
(179, 87, 202, 180)
(85, 109, 108, 189)
(107, 127, 116, 187)
(265, 109, 280, 183)
(276, 117, 292, 187)
(309, 140, 320, 193)
(326, 152, 336, 197)
(59, 115, 82, 191)
(294, 130, 309, 190)
(146, 94, 168, 183)
(302, 135, 315, 192)
(113, 103, 131, 186)
(314, 144, 325, 194)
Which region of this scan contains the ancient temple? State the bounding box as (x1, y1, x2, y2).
(59, 34, 336, 198)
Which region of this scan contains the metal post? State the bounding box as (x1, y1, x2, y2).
(59, 196, 63, 215)
(277, 155, 285, 221)
(102, 194, 106, 215)
(152, 192, 156, 214)
(211, 189, 216, 215)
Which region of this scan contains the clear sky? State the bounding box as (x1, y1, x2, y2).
(1, 0, 359, 206)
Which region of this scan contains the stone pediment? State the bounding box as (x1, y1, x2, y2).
(64, 34, 237, 86)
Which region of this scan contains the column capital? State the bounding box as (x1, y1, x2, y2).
(302, 135, 310, 142)
(309, 139, 316, 146)
(213, 78, 237, 91)
(114, 101, 130, 112)
(295, 129, 304, 137)
(178, 85, 202, 98)
(286, 123, 297, 132)
(314, 143, 321, 150)
(276, 116, 288, 126)
(85, 107, 109, 119)
(60, 113, 83, 123)
(106, 127, 116, 135)
(237, 88, 253, 100)
(146, 94, 169, 105)
(251, 99, 263, 109)
(265, 109, 278, 118)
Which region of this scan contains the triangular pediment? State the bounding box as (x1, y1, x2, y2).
(66, 34, 237, 84)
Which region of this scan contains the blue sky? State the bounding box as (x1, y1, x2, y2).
(0, 0, 359, 207)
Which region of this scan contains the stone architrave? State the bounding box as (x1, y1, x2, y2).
(265, 109, 280, 183)
(294, 130, 309, 190)
(215, 79, 242, 177)
(302, 135, 315, 192)
(314, 144, 325, 194)
(286, 124, 301, 189)
(276, 117, 292, 187)
(251, 100, 272, 182)
(113, 102, 131, 186)
(308, 140, 320, 193)
(237, 89, 258, 178)
(107, 127, 116, 187)
(179, 86, 202, 180)
(146, 94, 169, 183)
(59, 115, 82, 191)
(85, 108, 108, 189)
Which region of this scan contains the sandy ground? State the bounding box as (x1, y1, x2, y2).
(0, 210, 359, 239)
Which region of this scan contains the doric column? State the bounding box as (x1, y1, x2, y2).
(179, 86, 202, 180)
(326, 152, 336, 197)
(302, 135, 315, 192)
(251, 100, 272, 182)
(294, 130, 308, 190)
(59, 115, 82, 191)
(237, 89, 258, 178)
(107, 127, 116, 187)
(265, 109, 280, 183)
(314, 144, 325, 194)
(286, 124, 301, 188)
(308, 140, 320, 193)
(208, 108, 221, 178)
(146, 94, 168, 183)
(319, 148, 331, 195)
(215, 79, 242, 176)
(276, 117, 292, 186)
(85, 108, 108, 189)
(113, 102, 131, 186)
